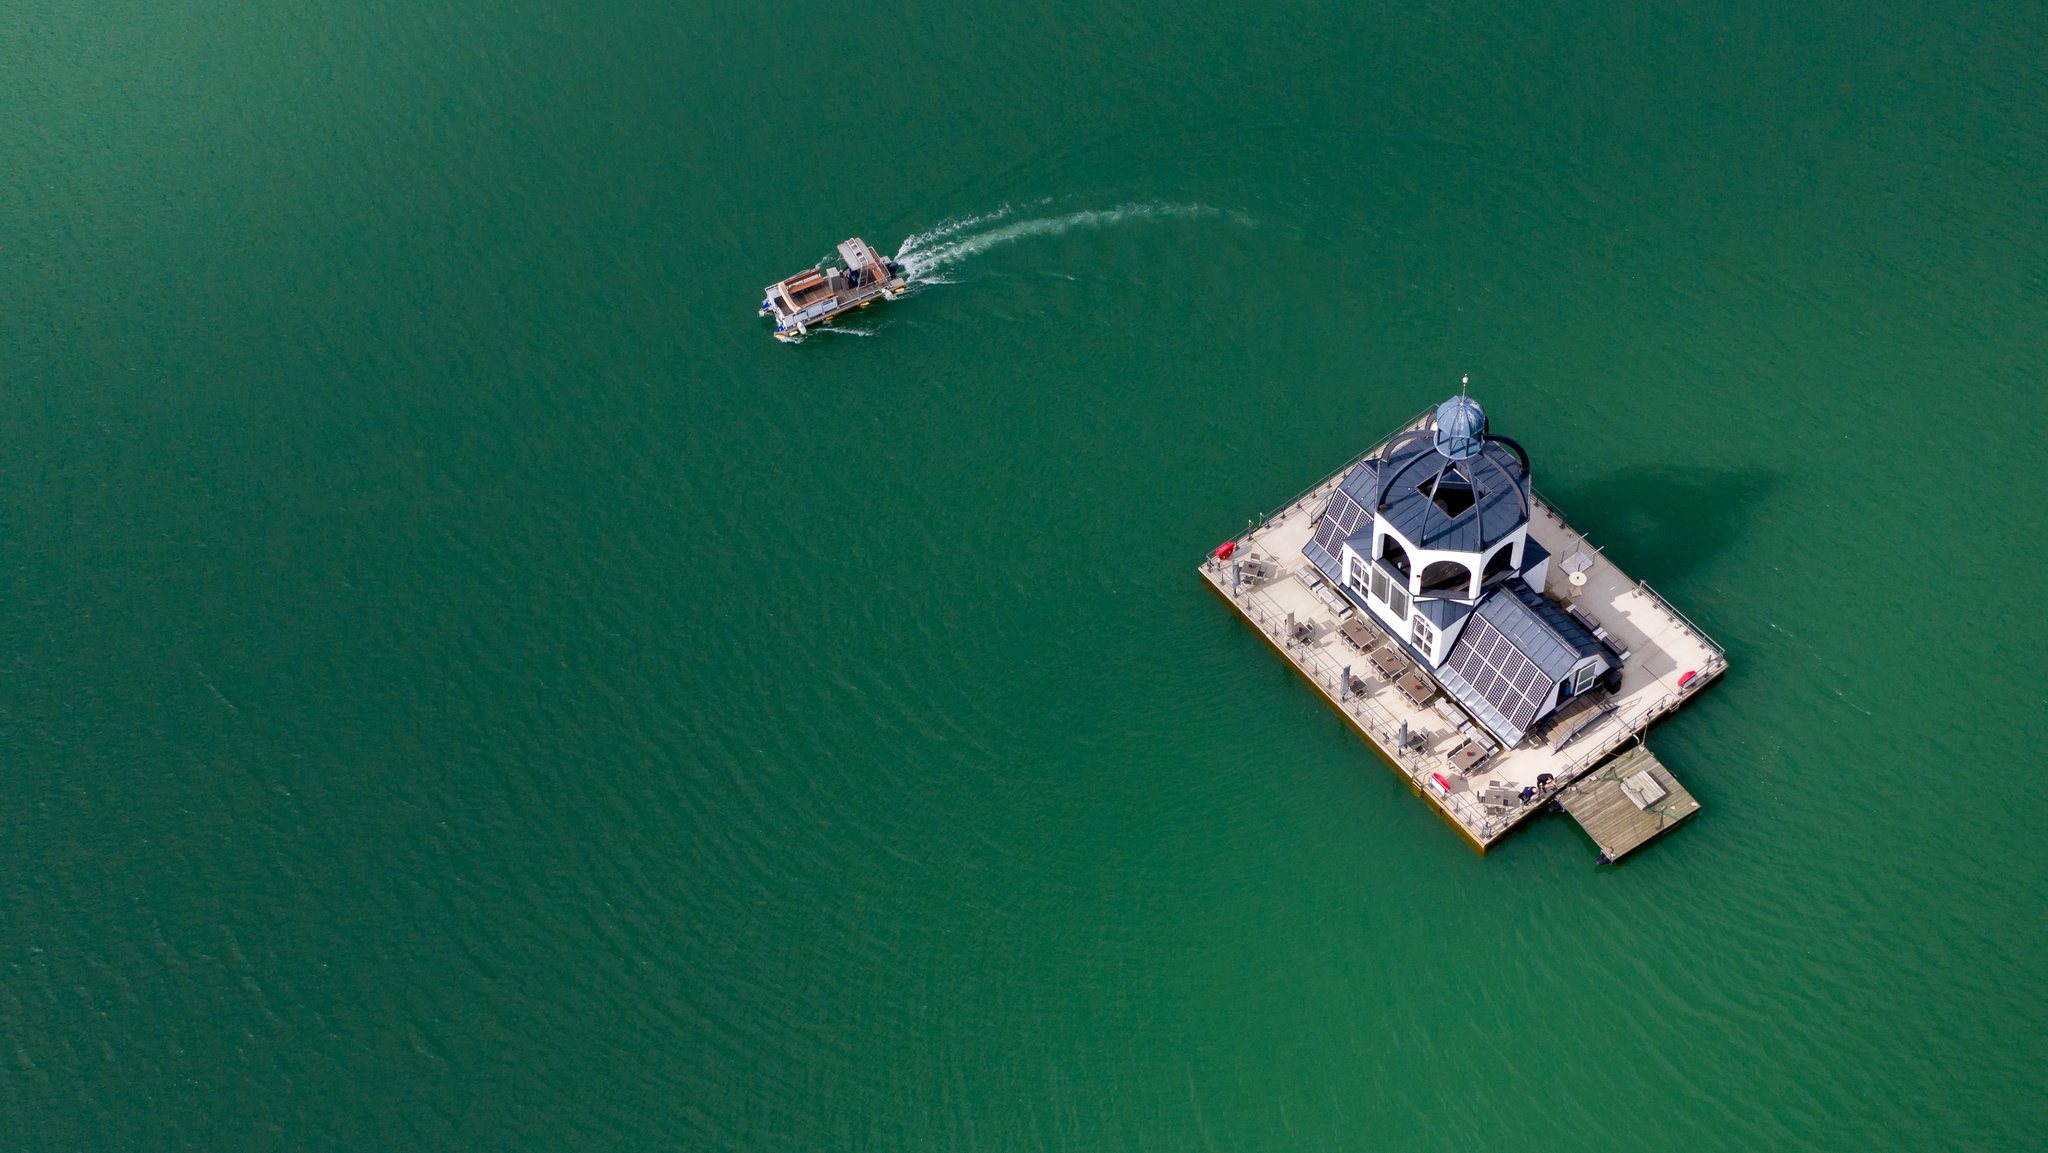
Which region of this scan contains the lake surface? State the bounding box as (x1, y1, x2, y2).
(3, 1, 2044, 1148)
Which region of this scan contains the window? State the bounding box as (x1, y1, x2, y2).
(1417, 467, 1477, 518)
(1481, 540, 1517, 583)
(1370, 566, 1389, 603)
(1412, 615, 1434, 652)
(1389, 586, 1410, 621)
(1379, 534, 1412, 578)
(1418, 559, 1471, 596)
(1572, 663, 1599, 695)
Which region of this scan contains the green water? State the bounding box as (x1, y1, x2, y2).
(4, 0, 2045, 1148)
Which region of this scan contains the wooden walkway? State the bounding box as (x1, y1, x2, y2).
(1557, 746, 1699, 862)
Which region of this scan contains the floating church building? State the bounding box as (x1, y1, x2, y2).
(1202, 392, 1725, 859)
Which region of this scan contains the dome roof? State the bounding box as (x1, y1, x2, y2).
(1432, 395, 1487, 460)
(1373, 393, 1531, 555)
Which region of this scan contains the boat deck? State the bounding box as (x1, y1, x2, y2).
(1200, 433, 1724, 851)
(763, 237, 908, 339)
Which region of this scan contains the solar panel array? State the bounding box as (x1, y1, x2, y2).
(1309, 486, 1371, 559)
(1444, 613, 1550, 735)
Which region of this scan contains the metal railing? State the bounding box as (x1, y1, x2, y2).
(1528, 485, 1725, 662)
(1217, 574, 1540, 836)
(1246, 408, 1435, 528)
(1206, 415, 1730, 843)
(1207, 576, 1710, 840)
(1639, 580, 1726, 660)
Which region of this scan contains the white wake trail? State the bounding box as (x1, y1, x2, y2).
(893, 202, 1245, 282)
(891, 205, 1021, 262)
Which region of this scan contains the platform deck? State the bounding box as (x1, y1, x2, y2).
(1556, 745, 1700, 861)
(1200, 422, 1724, 851)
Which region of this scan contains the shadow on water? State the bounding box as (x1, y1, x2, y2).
(1541, 466, 1781, 588)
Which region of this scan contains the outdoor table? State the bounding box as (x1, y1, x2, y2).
(1340, 618, 1377, 652)
(1398, 672, 1435, 708)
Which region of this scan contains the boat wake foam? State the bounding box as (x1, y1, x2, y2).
(894, 202, 1248, 282)
(776, 323, 883, 345)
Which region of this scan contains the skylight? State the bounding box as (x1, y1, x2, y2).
(1418, 467, 1477, 519)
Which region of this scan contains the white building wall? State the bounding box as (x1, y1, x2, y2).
(1433, 610, 1475, 662)
(1341, 514, 1548, 667)
(1337, 534, 1413, 643)
(1337, 543, 1371, 603)
(1408, 610, 1448, 664)
(1374, 520, 1528, 603)
(1521, 547, 1551, 599)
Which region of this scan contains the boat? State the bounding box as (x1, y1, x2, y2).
(759, 238, 908, 341)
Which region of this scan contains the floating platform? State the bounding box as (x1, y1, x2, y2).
(1199, 411, 1724, 855)
(1556, 745, 1701, 862)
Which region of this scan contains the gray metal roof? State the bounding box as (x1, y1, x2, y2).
(1416, 596, 1474, 630)
(1475, 582, 1602, 680)
(1432, 580, 1604, 745)
(1371, 424, 1530, 555)
(1303, 463, 1375, 583)
(1308, 461, 1377, 563)
(1334, 458, 1379, 505)
(1303, 536, 1340, 583)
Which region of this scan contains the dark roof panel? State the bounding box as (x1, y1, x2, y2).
(1484, 582, 1603, 678)
(1433, 580, 1600, 745)
(1372, 429, 1530, 555)
(1316, 483, 1373, 544)
(1417, 596, 1474, 630)
(1436, 634, 1535, 744)
(1335, 459, 1379, 505)
(1303, 537, 1340, 583)
(1308, 511, 1349, 560)
(1440, 610, 1550, 744)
